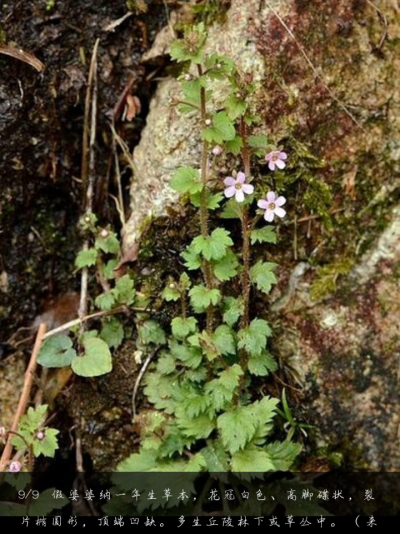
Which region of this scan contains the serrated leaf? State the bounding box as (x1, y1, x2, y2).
(37, 335, 76, 368)
(231, 447, 274, 473)
(220, 198, 242, 219)
(144, 373, 176, 412)
(100, 316, 124, 349)
(183, 393, 211, 418)
(95, 291, 115, 311)
(265, 441, 303, 471)
(250, 260, 277, 294)
(225, 94, 247, 120)
(191, 227, 232, 261)
(156, 353, 176, 375)
(238, 318, 272, 356)
(202, 112, 235, 144)
(219, 364, 243, 389)
(222, 297, 244, 327)
(189, 285, 221, 312)
(169, 340, 202, 369)
(71, 338, 112, 377)
(117, 449, 158, 472)
(75, 248, 97, 269)
(171, 317, 197, 340)
(181, 243, 202, 270)
(200, 441, 230, 472)
(139, 320, 166, 345)
(114, 274, 135, 305)
(248, 351, 277, 376)
(249, 396, 280, 441)
(190, 191, 223, 210)
(212, 249, 239, 282)
(213, 325, 236, 355)
(162, 282, 180, 302)
(103, 258, 119, 279)
(217, 408, 257, 455)
(250, 226, 277, 245)
(19, 405, 47, 433)
(170, 166, 202, 195)
(32, 428, 59, 458)
(225, 136, 243, 156)
(95, 232, 120, 254)
(177, 414, 215, 439)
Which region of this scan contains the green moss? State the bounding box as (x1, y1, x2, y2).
(0, 27, 6, 44)
(310, 258, 354, 301)
(192, 0, 232, 26)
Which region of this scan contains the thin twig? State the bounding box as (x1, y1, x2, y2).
(366, 0, 388, 51)
(264, 1, 365, 131)
(132, 350, 158, 419)
(0, 323, 47, 472)
(0, 45, 45, 72)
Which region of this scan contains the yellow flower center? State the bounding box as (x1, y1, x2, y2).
(235, 183, 242, 190)
(269, 203, 276, 210)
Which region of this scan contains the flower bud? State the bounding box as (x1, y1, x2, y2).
(9, 461, 22, 473)
(205, 118, 212, 126)
(100, 229, 109, 238)
(36, 430, 45, 440)
(212, 146, 223, 156)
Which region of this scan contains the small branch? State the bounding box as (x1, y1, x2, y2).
(132, 350, 158, 419)
(0, 45, 45, 72)
(0, 323, 47, 472)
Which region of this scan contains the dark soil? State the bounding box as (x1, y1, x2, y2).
(0, 0, 169, 469)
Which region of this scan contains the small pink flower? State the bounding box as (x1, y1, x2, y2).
(224, 172, 254, 203)
(212, 146, 223, 156)
(9, 461, 22, 473)
(265, 151, 287, 171)
(258, 191, 287, 222)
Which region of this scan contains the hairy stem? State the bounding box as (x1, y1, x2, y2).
(198, 64, 214, 332)
(240, 118, 251, 331)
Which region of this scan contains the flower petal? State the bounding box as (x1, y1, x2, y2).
(242, 183, 254, 194)
(267, 191, 276, 203)
(276, 159, 286, 169)
(236, 171, 246, 183)
(275, 207, 286, 218)
(235, 189, 245, 202)
(279, 152, 288, 160)
(264, 209, 275, 222)
(224, 176, 236, 187)
(275, 195, 286, 207)
(265, 153, 272, 161)
(257, 199, 268, 209)
(224, 186, 236, 198)
(268, 161, 276, 171)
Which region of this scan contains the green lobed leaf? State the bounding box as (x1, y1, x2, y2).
(29, 488, 68, 516)
(156, 353, 176, 375)
(250, 226, 277, 245)
(102, 258, 119, 280)
(162, 281, 180, 302)
(100, 316, 124, 349)
(177, 413, 215, 439)
(95, 291, 115, 311)
(171, 316, 197, 340)
(169, 339, 203, 369)
(202, 112, 236, 144)
(189, 285, 221, 312)
(37, 335, 76, 368)
(248, 351, 277, 376)
(222, 297, 244, 327)
(231, 446, 275, 474)
(211, 249, 239, 282)
(190, 191, 224, 210)
(71, 337, 112, 377)
(225, 136, 243, 156)
(265, 441, 303, 471)
(143, 373, 176, 413)
(138, 320, 166, 346)
(191, 227, 232, 261)
(213, 325, 236, 355)
(113, 274, 135, 305)
(237, 318, 272, 356)
(32, 428, 59, 458)
(220, 198, 242, 219)
(183, 392, 212, 418)
(170, 166, 203, 195)
(248, 134, 269, 155)
(181, 243, 202, 270)
(200, 441, 230, 472)
(75, 248, 98, 269)
(250, 260, 277, 294)
(224, 94, 247, 120)
(95, 232, 120, 255)
(217, 408, 258, 455)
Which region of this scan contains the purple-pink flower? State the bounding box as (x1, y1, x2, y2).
(258, 191, 287, 222)
(224, 172, 254, 202)
(265, 151, 287, 171)
(9, 461, 22, 473)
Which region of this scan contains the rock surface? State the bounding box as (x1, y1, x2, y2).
(124, 0, 400, 469)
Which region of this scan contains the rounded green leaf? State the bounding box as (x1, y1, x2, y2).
(37, 335, 76, 368)
(71, 338, 112, 377)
